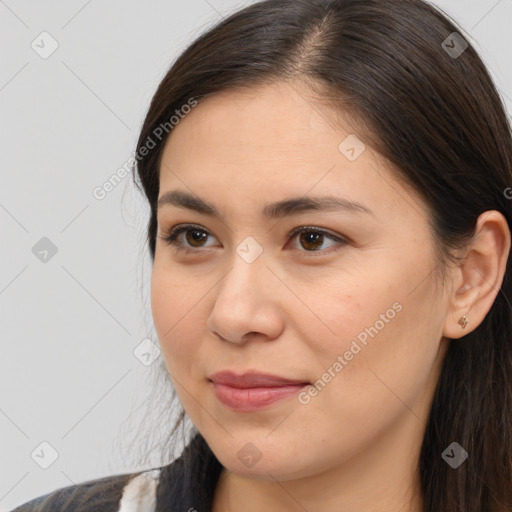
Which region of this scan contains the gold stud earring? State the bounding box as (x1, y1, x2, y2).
(458, 315, 469, 329)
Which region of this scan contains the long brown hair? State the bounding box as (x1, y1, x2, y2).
(62, 0, 512, 510)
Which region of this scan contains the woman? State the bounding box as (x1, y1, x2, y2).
(11, 0, 512, 510)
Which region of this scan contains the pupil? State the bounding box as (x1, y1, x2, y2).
(302, 232, 322, 250)
(187, 229, 207, 246)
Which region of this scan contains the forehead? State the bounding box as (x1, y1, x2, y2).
(158, 81, 429, 225)
(163, 81, 343, 161)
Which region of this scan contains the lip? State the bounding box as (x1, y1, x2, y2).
(209, 370, 309, 411)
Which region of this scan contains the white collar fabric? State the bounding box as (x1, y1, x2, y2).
(117, 469, 161, 512)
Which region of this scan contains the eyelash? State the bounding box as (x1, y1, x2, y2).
(158, 223, 348, 257)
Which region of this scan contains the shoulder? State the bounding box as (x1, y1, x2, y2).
(9, 468, 161, 512)
(10, 432, 222, 511)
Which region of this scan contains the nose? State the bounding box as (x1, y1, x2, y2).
(206, 251, 284, 345)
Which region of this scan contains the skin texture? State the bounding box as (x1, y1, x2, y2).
(150, 81, 510, 512)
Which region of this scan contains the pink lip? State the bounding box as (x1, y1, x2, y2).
(209, 370, 309, 411)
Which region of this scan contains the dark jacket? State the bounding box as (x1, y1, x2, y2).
(10, 433, 223, 512)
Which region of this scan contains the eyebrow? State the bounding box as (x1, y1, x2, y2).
(157, 190, 375, 219)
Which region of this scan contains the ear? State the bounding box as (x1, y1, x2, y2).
(443, 210, 511, 340)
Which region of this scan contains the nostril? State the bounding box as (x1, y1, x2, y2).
(213, 330, 263, 344)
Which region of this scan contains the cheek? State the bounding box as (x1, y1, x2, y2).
(150, 264, 217, 432)
(150, 264, 204, 372)
(289, 268, 396, 364)
(297, 251, 441, 394)
(312, 247, 435, 355)
(304, 272, 442, 432)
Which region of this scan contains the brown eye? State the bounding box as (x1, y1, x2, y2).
(159, 224, 348, 257)
(182, 228, 209, 247)
(297, 231, 325, 251)
(159, 224, 217, 253)
(287, 226, 348, 255)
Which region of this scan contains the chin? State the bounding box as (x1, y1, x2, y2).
(208, 434, 316, 482)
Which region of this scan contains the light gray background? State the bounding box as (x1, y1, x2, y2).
(1, 0, 511, 509)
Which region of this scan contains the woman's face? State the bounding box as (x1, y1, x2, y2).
(151, 81, 452, 482)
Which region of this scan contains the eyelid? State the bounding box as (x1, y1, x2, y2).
(159, 223, 349, 256)
(160, 223, 219, 250)
(288, 225, 348, 243)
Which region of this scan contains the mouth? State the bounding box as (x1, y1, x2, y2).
(208, 370, 310, 411)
